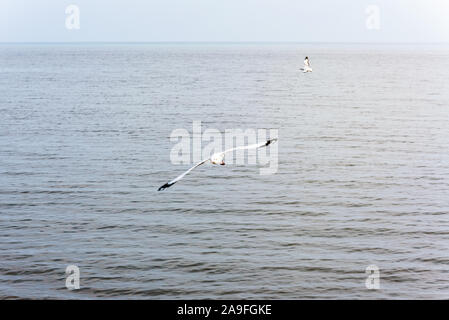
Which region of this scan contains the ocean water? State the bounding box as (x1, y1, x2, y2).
(0, 44, 448, 299)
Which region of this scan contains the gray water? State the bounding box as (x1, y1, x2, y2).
(1, 44, 448, 299)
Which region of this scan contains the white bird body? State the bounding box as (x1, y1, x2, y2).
(158, 138, 277, 191)
(303, 66, 313, 73)
(210, 152, 225, 165)
(302, 58, 313, 73)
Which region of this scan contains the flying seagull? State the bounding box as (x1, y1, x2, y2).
(158, 138, 277, 191)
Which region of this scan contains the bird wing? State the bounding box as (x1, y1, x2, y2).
(221, 138, 277, 155)
(158, 158, 210, 191)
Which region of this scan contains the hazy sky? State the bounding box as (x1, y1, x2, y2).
(1, 0, 448, 42)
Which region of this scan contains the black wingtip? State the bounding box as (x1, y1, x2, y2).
(265, 138, 278, 146)
(158, 182, 175, 191)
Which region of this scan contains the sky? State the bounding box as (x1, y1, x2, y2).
(1, 0, 448, 43)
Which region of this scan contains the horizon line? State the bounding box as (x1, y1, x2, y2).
(1, 41, 449, 45)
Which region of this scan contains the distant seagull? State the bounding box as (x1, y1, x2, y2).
(158, 138, 277, 191)
(301, 56, 313, 73)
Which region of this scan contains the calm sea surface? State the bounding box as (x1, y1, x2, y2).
(0, 44, 448, 299)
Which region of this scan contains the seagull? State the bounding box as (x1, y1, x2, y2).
(158, 138, 277, 191)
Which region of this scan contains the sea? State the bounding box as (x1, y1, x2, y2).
(0, 43, 448, 299)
